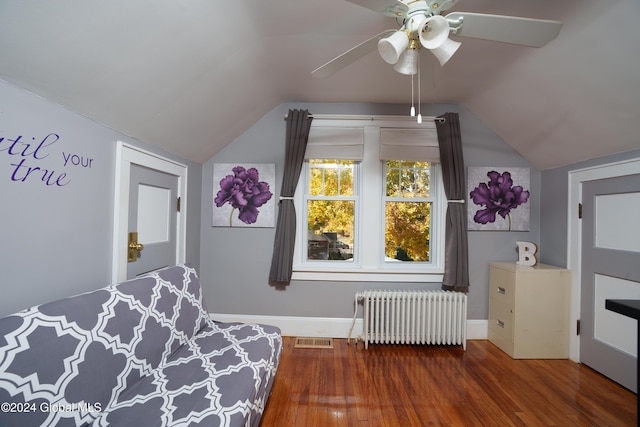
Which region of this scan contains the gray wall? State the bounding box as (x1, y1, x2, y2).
(200, 101, 540, 320)
(540, 147, 640, 268)
(0, 79, 202, 317)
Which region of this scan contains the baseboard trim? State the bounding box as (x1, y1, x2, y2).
(210, 313, 488, 340)
(467, 319, 489, 340)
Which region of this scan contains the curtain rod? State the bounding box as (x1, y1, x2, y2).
(284, 114, 445, 123)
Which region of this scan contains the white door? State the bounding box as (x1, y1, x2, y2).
(127, 164, 179, 279)
(112, 142, 187, 283)
(579, 173, 640, 392)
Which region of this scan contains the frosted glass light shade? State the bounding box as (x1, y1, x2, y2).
(378, 31, 409, 65)
(393, 49, 419, 75)
(419, 15, 450, 49)
(431, 38, 461, 66)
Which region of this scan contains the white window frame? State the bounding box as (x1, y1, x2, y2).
(303, 160, 360, 264)
(292, 118, 445, 283)
(382, 161, 442, 266)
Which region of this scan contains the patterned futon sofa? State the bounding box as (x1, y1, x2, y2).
(0, 264, 282, 426)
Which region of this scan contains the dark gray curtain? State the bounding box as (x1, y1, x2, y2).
(269, 109, 313, 286)
(436, 112, 470, 293)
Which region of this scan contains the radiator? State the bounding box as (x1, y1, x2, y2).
(357, 290, 467, 350)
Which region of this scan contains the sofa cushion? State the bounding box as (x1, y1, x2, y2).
(0, 264, 212, 426)
(92, 321, 282, 427)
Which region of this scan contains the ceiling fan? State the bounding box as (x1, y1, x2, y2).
(311, 0, 562, 78)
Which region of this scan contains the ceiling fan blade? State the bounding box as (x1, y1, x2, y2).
(445, 12, 562, 47)
(345, 0, 408, 18)
(312, 29, 396, 78)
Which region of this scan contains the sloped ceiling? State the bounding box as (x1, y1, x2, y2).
(0, 0, 638, 169)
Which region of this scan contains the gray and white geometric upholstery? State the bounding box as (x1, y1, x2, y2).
(0, 264, 282, 427)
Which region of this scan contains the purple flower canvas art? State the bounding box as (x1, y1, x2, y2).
(212, 163, 275, 227)
(467, 167, 530, 231)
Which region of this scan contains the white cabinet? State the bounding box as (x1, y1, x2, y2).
(488, 262, 570, 359)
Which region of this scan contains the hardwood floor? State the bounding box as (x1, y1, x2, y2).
(260, 337, 636, 426)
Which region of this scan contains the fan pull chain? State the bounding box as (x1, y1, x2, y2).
(410, 73, 415, 117)
(417, 57, 422, 124)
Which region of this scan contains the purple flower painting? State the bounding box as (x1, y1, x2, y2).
(467, 167, 530, 231)
(212, 164, 275, 227)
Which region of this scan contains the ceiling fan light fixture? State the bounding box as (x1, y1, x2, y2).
(311, 1, 563, 79)
(378, 30, 409, 64)
(431, 38, 461, 66)
(393, 48, 419, 75)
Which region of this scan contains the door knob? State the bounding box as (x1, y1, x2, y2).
(130, 242, 144, 251)
(127, 232, 144, 262)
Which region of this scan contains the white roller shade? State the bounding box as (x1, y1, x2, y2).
(305, 127, 364, 160)
(379, 127, 440, 162)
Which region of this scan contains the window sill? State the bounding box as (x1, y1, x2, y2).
(291, 269, 444, 283)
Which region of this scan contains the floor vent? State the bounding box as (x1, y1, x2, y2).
(294, 337, 333, 349)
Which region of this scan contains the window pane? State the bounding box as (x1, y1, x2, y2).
(386, 161, 430, 198)
(324, 165, 339, 196)
(385, 201, 430, 261)
(339, 165, 354, 196)
(307, 200, 354, 261)
(309, 160, 354, 197)
(309, 162, 323, 196)
(385, 161, 401, 197)
(414, 167, 430, 198)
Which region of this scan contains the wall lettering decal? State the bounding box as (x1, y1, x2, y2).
(1, 132, 94, 187)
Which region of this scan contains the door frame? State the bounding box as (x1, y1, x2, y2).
(112, 141, 188, 283)
(567, 157, 640, 362)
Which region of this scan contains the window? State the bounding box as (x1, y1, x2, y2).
(292, 118, 445, 282)
(384, 160, 432, 262)
(306, 159, 356, 261)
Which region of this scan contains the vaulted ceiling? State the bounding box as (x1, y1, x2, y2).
(1, 0, 638, 169)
